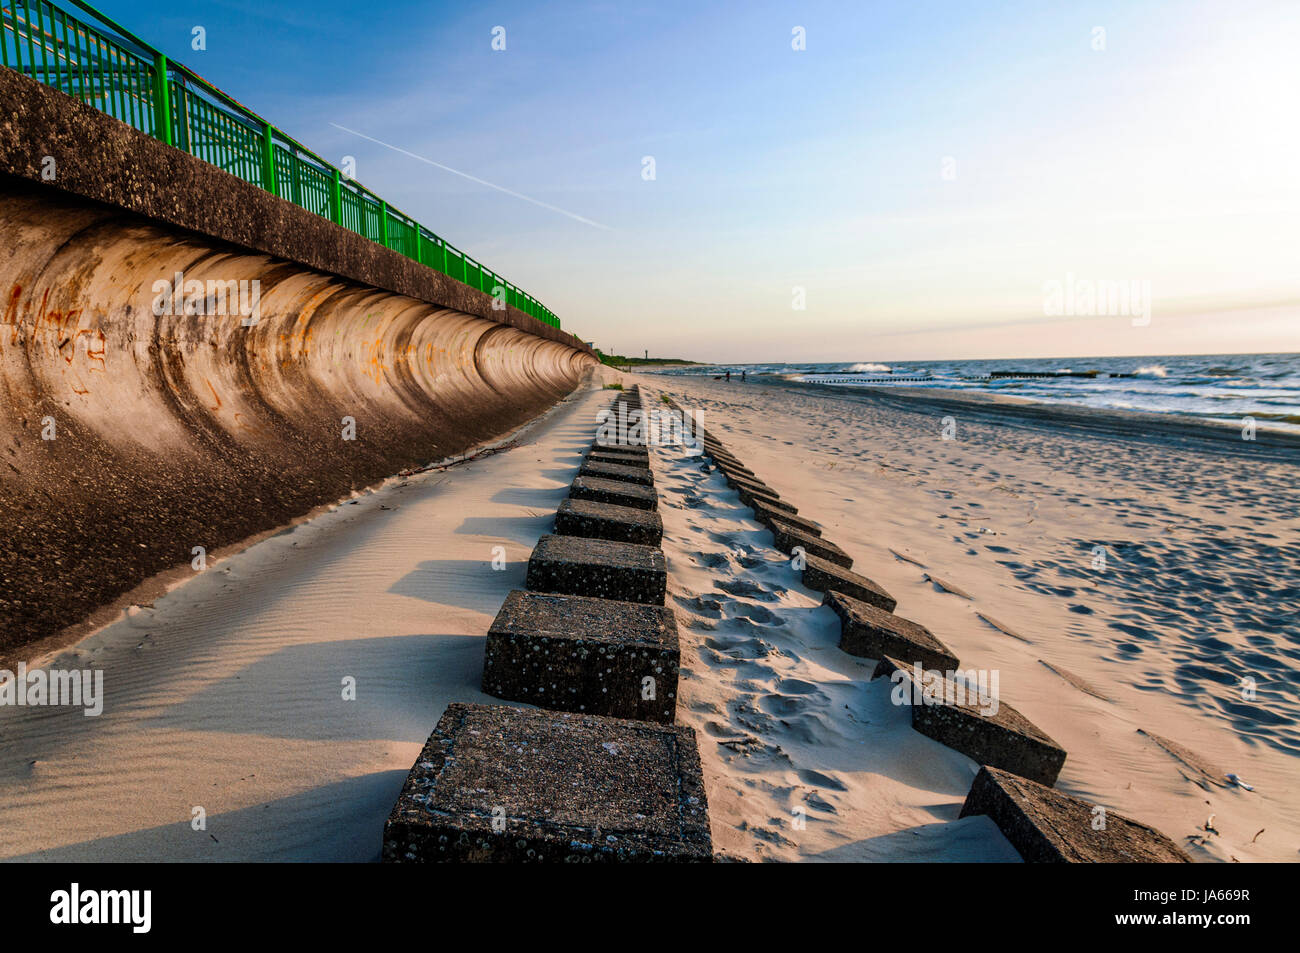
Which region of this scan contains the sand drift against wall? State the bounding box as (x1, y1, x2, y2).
(0, 181, 592, 653)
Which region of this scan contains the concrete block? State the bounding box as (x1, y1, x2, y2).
(823, 591, 958, 670)
(587, 445, 650, 464)
(586, 452, 650, 469)
(873, 656, 1067, 786)
(733, 482, 784, 507)
(570, 475, 658, 511)
(801, 553, 894, 610)
(751, 497, 818, 533)
(383, 703, 712, 862)
(714, 459, 756, 478)
(728, 470, 774, 494)
(526, 533, 667, 605)
(729, 476, 778, 501)
(959, 766, 1191, 863)
(555, 497, 663, 546)
(770, 521, 853, 568)
(707, 448, 743, 466)
(482, 590, 679, 722)
(579, 459, 655, 487)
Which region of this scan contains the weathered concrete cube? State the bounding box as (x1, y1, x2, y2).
(555, 497, 664, 546)
(716, 460, 757, 480)
(710, 457, 746, 473)
(383, 703, 712, 862)
(751, 497, 818, 533)
(770, 521, 853, 568)
(586, 452, 650, 470)
(823, 591, 958, 670)
(526, 534, 667, 605)
(720, 468, 762, 490)
(802, 553, 894, 610)
(570, 475, 658, 511)
(736, 484, 800, 518)
(726, 473, 776, 498)
(736, 485, 788, 512)
(579, 459, 655, 487)
(605, 406, 643, 418)
(715, 466, 758, 486)
(482, 590, 680, 722)
(873, 656, 1067, 786)
(587, 446, 650, 465)
(960, 766, 1190, 863)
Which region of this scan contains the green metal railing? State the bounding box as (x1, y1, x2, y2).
(0, 0, 562, 329)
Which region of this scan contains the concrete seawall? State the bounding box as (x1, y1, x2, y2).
(0, 70, 597, 656)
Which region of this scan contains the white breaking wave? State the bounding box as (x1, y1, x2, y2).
(1136, 365, 1169, 378)
(846, 362, 892, 373)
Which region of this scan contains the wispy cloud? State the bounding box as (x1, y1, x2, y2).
(330, 123, 613, 231)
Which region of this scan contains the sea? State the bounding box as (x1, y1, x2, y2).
(646, 353, 1300, 433)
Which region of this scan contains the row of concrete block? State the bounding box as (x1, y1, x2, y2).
(383, 385, 715, 862)
(667, 398, 1189, 863)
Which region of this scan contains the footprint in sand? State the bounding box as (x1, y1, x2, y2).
(673, 593, 725, 617)
(774, 677, 824, 696)
(705, 635, 777, 659)
(802, 791, 838, 814)
(716, 578, 782, 602)
(796, 768, 848, 791)
(739, 823, 796, 848)
(731, 603, 784, 625)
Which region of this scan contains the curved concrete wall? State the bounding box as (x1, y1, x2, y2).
(0, 178, 594, 654)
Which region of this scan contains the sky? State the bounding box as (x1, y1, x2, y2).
(109, 0, 1300, 362)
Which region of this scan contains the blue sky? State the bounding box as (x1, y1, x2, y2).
(109, 0, 1300, 360)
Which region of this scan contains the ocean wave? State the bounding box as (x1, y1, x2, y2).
(1135, 365, 1168, 378)
(845, 362, 892, 373)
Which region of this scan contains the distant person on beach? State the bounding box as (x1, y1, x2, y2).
(741, 371, 746, 382)
(725, 371, 731, 381)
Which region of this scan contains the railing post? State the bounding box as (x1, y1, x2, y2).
(331, 169, 343, 225)
(261, 123, 277, 196)
(380, 201, 389, 247)
(152, 53, 173, 145)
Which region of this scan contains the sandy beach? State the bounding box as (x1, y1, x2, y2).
(3, 367, 1293, 862)
(645, 372, 1299, 862)
(0, 371, 611, 861)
